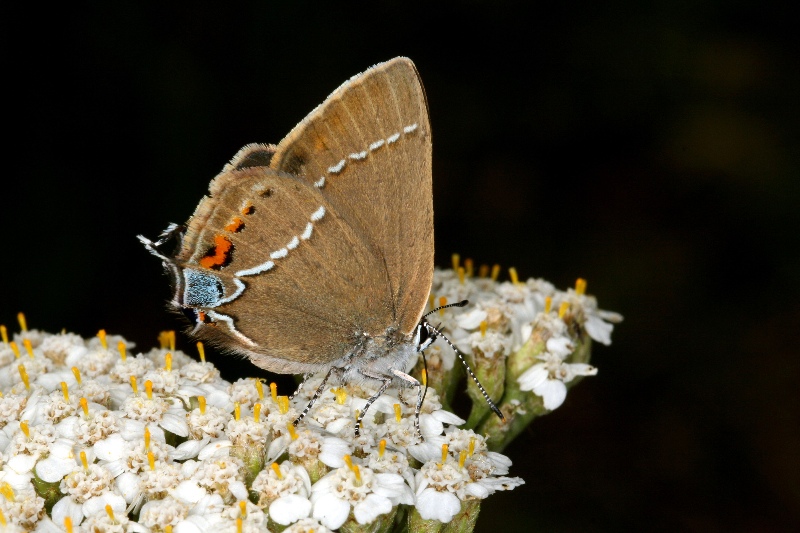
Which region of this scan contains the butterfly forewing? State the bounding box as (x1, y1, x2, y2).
(270, 57, 433, 336)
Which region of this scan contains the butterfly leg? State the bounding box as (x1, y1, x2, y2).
(294, 368, 341, 427)
(391, 369, 424, 441)
(289, 373, 313, 400)
(355, 374, 394, 437)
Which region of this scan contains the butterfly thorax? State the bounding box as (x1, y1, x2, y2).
(336, 326, 418, 387)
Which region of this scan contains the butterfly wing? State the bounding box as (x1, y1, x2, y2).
(163, 57, 433, 374)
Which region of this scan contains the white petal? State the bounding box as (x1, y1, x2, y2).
(160, 412, 189, 437)
(546, 336, 574, 358)
(568, 363, 598, 377)
(318, 437, 352, 468)
(116, 471, 143, 503)
(266, 434, 289, 463)
(174, 437, 209, 461)
(35, 455, 77, 483)
(354, 493, 392, 524)
(584, 315, 613, 345)
(324, 417, 350, 435)
(415, 487, 461, 522)
(373, 473, 407, 498)
(174, 480, 206, 504)
(7, 453, 37, 475)
(456, 309, 487, 330)
(269, 494, 312, 525)
(197, 439, 230, 460)
(517, 364, 548, 391)
(229, 480, 248, 501)
(407, 440, 442, 464)
(83, 492, 125, 518)
(51, 496, 83, 528)
(312, 492, 351, 530)
(431, 410, 466, 426)
(534, 379, 567, 410)
(93, 433, 128, 461)
(419, 414, 443, 438)
(463, 481, 490, 499)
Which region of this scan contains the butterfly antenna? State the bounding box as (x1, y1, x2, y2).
(427, 322, 505, 421)
(424, 299, 469, 318)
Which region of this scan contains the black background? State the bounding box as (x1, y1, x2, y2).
(3, 2, 798, 531)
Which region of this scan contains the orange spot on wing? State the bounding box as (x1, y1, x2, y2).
(241, 202, 255, 215)
(225, 217, 245, 233)
(199, 235, 233, 269)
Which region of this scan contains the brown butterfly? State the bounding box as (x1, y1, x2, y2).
(140, 57, 502, 435)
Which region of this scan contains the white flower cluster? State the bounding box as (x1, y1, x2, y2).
(0, 267, 620, 531)
(429, 266, 622, 410)
(0, 324, 522, 531)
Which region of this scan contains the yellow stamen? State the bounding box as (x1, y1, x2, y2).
(509, 266, 519, 285)
(80, 397, 89, 416)
(236, 518, 243, 533)
(277, 395, 289, 414)
(105, 504, 115, 521)
(23, 338, 34, 358)
(9, 341, 20, 359)
(197, 341, 206, 363)
(421, 368, 427, 387)
(468, 437, 476, 457)
(394, 403, 403, 422)
(459, 449, 468, 468)
(147, 451, 155, 470)
(0, 509, 5, 526)
(18, 365, 29, 390)
(286, 422, 298, 440)
(334, 387, 347, 405)
(164, 352, 172, 372)
(271, 462, 283, 479)
(0, 482, 15, 501)
(575, 277, 587, 295)
(165, 526, 173, 533)
(480, 320, 487, 337)
(80, 450, 89, 470)
(354, 409, 360, 423)
(491, 263, 501, 281)
(379, 439, 386, 458)
(438, 296, 447, 315)
(451, 253, 460, 271)
(269, 381, 277, 402)
(64, 516, 73, 533)
(158, 331, 170, 349)
(144, 427, 151, 450)
(239, 500, 247, 517)
(61, 382, 69, 401)
(457, 266, 465, 285)
(234, 402, 241, 421)
(130, 375, 138, 394)
(72, 366, 82, 385)
(0, 324, 7, 346)
(254, 403, 261, 422)
(440, 443, 449, 465)
(479, 264, 490, 278)
(343, 454, 353, 469)
(97, 329, 107, 350)
(351, 463, 362, 484)
(544, 296, 552, 314)
(118, 341, 127, 361)
(428, 294, 435, 311)
(168, 330, 176, 351)
(20, 421, 30, 438)
(145, 380, 153, 400)
(558, 301, 570, 319)
(464, 258, 474, 277)
(254, 378, 264, 400)
(17, 312, 27, 332)
(198, 396, 206, 414)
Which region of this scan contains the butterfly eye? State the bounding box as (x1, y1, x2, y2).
(416, 321, 436, 351)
